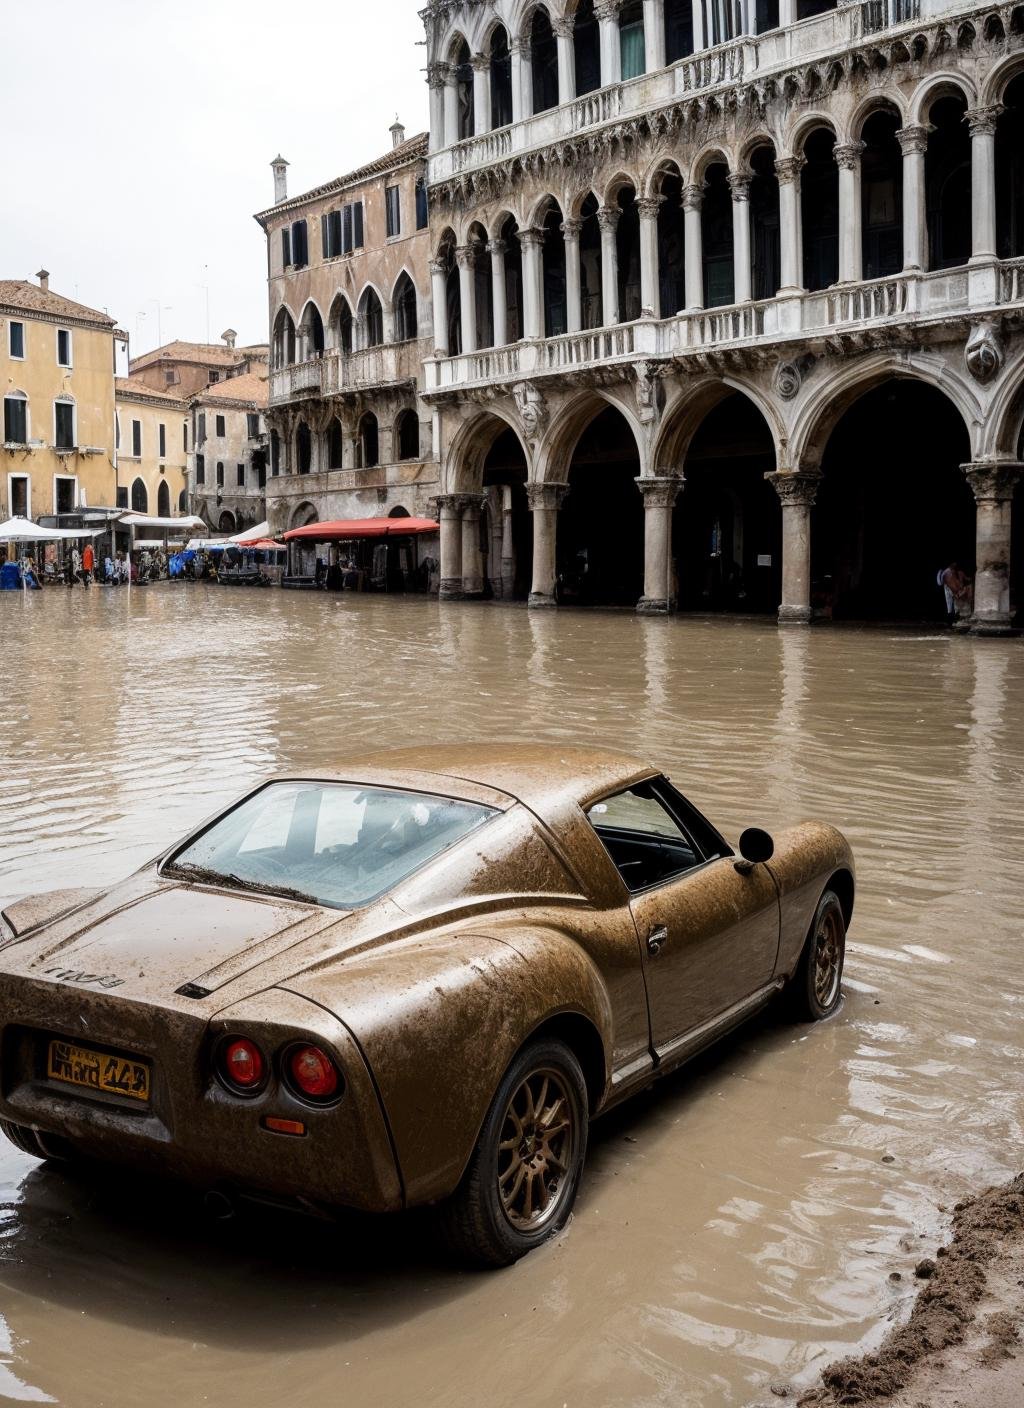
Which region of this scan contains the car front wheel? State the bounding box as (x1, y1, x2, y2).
(439, 1038, 588, 1268)
(789, 889, 846, 1021)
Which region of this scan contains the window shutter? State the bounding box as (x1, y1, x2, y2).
(282, 228, 292, 267)
(330, 210, 342, 256)
(353, 202, 364, 248)
(343, 205, 353, 254)
(321, 213, 329, 258)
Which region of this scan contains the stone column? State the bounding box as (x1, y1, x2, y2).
(488, 238, 508, 346)
(896, 124, 929, 272)
(962, 461, 1023, 635)
(514, 39, 533, 120)
(501, 484, 516, 597)
(460, 493, 485, 598)
(429, 258, 449, 356)
(644, 0, 666, 71)
(553, 17, 576, 102)
(766, 471, 821, 625)
(597, 206, 621, 325)
(428, 64, 447, 151)
(636, 197, 663, 318)
(438, 494, 464, 599)
(834, 141, 865, 283)
(775, 156, 805, 293)
(596, 0, 622, 86)
(471, 54, 491, 136)
(527, 482, 569, 608)
(519, 228, 546, 338)
(682, 184, 704, 310)
(779, 0, 796, 23)
(966, 106, 1001, 262)
(456, 245, 478, 355)
(692, 0, 705, 52)
(637, 476, 682, 613)
(728, 173, 752, 303)
(562, 219, 583, 333)
(443, 71, 459, 146)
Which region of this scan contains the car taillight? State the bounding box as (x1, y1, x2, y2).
(287, 1044, 339, 1101)
(221, 1037, 265, 1091)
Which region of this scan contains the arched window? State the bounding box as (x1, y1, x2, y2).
(393, 274, 418, 341)
(926, 93, 971, 270)
(490, 25, 513, 129)
(218, 511, 236, 534)
(270, 428, 281, 474)
(996, 74, 1024, 258)
(702, 163, 735, 307)
(619, 1, 645, 80)
(178, 489, 188, 511)
(359, 288, 384, 348)
(615, 186, 641, 322)
(157, 481, 170, 517)
(665, 0, 694, 59)
(131, 478, 148, 513)
(396, 409, 420, 460)
(452, 38, 474, 141)
(801, 127, 839, 290)
(273, 307, 296, 367)
(297, 421, 312, 474)
(3, 390, 28, 445)
(299, 301, 325, 357)
(358, 412, 379, 468)
(574, 0, 600, 95)
(749, 145, 781, 300)
(861, 109, 903, 279)
(531, 8, 558, 114)
(328, 418, 344, 469)
(330, 294, 353, 354)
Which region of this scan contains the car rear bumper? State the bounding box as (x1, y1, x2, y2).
(0, 980, 402, 1213)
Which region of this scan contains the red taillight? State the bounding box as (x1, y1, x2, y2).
(221, 1037, 265, 1091)
(288, 1044, 339, 1100)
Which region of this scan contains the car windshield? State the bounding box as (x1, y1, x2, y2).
(165, 782, 497, 909)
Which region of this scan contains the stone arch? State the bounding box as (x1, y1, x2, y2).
(329, 291, 354, 353)
(298, 298, 325, 355)
(536, 387, 648, 482)
(787, 111, 839, 156)
(272, 304, 297, 367)
(653, 376, 786, 477)
(848, 93, 907, 141)
(130, 477, 148, 513)
(736, 130, 777, 174)
(357, 283, 386, 348)
(688, 144, 733, 184)
(982, 51, 1024, 104)
(157, 480, 170, 517)
(392, 270, 419, 342)
(642, 154, 685, 198)
(445, 407, 530, 493)
(218, 511, 236, 534)
(986, 353, 1024, 458)
(289, 501, 318, 529)
(488, 206, 521, 240)
(910, 70, 979, 123)
(601, 169, 641, 206)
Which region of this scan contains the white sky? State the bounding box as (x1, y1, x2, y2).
(4, 0, 429, 357)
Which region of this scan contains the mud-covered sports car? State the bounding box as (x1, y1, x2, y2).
(0, 746, 853, 1265)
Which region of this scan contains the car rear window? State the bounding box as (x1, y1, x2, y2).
(165, 782, 497, 909)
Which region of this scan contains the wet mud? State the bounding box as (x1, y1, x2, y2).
(2, 587, 1024, 1407)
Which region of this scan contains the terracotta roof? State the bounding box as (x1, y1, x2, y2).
(190, 373, 268, 408)
(115, 376, 188, 407)
(254, 133, 429, 225)
(0, 280, 115, 328)
(130, 340, 269, 371)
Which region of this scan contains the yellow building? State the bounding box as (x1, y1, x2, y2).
(114, 378, 189, 519)
(1, 272, 123, 520)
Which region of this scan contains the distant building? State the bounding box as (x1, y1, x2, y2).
(187, 372, 269, 534)
(114, 377, 189, 519)
(129, 332, 269, 399)
(253, 124, 438, 539)
(0, 271, 126, 521)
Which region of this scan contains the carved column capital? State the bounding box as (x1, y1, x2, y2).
(486, 237, 508, 257)
(427, 61, 450, 90)
(469, 52, 490, 72)
(727, 172, 752, 201)
(454, 491, 485, 514)
(766, 470, 822, 507)
(560, 217, 584, 239)
(526, 482, 569, 511)
(436, 493, 463, 515)
(896, 124, 931, 156)
(510, 37, 531, 58)
(517, 226, 545, 249)
(635, 196, 665, 220)
(961, 461, 1024, 503)
(454, 244, 478, 271)
(594, 0, 623, 18)
(833, 140, 865, 170)
(636, 475, 683, 508)
(774, 155, 806, 185)
(681, 182, 704, 212)
(428, 257, 449, 278)
(596, 206, 621, 234)
(966, 104, 1002, 137)
(552, 16, 575, 37)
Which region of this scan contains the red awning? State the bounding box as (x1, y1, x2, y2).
(283, 517, 439, 542)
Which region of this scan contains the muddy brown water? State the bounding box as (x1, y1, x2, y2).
(1, 586, 1022, 1408)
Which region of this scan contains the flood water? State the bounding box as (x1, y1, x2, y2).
(1, 585, 1022, 1408)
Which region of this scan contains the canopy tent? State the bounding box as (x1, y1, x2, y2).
(0, 516, 104, 542)
(185, 538, 232, 551)
(117, 513, 207, 532)
(230, 521, 272, 543)
(283, 517, 439, 542)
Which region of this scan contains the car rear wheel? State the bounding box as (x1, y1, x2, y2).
(438, 1038, 588, 1268)
(789, 889, 846, 1021)
(0, 1119, 42, 1158)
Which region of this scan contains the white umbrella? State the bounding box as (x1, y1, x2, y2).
(230, 520, 271, 543)
(0, 516, 102, 595)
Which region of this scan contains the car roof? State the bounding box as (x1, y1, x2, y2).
(277, 743, 659, 817)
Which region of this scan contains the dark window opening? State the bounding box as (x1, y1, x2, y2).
(802, 127, 840, 290)
(236, 463, 245, 487)
(415, 179, 429, 230)
(620, 1, 645, 81)
(196, 453, 205, 484)
(358, 413, 379, 468)
(10, 476, 28, 515)
(131, 478, 148, 513)
(157, 481, 170, 517)
(574, 0, 601, 97)
(385, 185, 401, 239)
(665, 0, 694, 60)
(216, 462, 224, 487)
(996, 75, 1024, 259)
(132, 419, 142, 457)
(328, 420, 344, 469)
(531, 8, 558, 114)
(861, 109, 903, 279)
(9, 322, 25, 358)
(216, 414, 226, 437)
(490, 25, 513, 128)
(749, 145, 781, 300)
(291, 220, 309, 269)
(57, 328, 71, 366)
(926, 95, 971, 270)
(393, 273, 418, 341)
(396, 409, 419, 460)
(702, 163, 735, 307)
(55, 401, 75, 450)
(297, 422, 312, 474)
(4, 396, 27, 444)
(158, 423, 166, 458)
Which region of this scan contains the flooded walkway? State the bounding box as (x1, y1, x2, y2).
(1, 586, 1022, 1408)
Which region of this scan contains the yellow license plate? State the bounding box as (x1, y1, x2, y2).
(47, 1039, 151, 1103)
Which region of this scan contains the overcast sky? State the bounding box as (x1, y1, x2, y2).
(5, 0, 429, 357)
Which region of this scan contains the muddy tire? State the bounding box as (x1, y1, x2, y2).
(437, 1038, 588, 1268)
(0, 1119, 42, 1158)
(788, 889, 846, 1022)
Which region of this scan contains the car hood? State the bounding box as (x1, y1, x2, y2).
(2, 876, 344, 999)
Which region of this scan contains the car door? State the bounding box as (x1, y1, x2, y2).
(587, 780, 779, 1058)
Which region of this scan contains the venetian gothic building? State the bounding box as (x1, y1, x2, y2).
(420, 0, 1024, 631)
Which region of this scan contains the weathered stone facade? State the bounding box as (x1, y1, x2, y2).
(187, 373, 269, 534)
(421, 0, 1024, 630)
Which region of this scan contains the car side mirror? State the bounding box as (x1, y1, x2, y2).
(737, 828, 775, 868)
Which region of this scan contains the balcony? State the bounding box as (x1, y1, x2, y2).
(428, 0, 971, 187)
(269, 345, 418, 407)
(422, 260, 1021, 397)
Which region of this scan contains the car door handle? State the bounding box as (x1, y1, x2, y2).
(647, 925, 668, 957)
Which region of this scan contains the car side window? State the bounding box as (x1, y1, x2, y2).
(587, 782, 703, 894)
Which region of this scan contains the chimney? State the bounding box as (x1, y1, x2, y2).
(390, 118, 406, 149)
(271, 155, 289, 204)
(222, 328, 237, 349)
(37, 268, 50, 293)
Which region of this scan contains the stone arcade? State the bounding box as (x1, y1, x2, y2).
(421, 0, 1024, 631)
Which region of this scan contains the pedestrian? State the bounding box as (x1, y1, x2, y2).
(70, 546, 82, 587)
(82, 541, 95, 587)
(937, 561, 972, 625)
